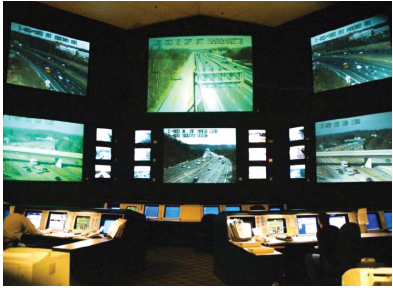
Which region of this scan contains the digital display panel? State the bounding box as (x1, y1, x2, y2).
(297, 216, 318, 235)
(74, 216, 90, 230)
(148, 35, 253, 112)
(289, 127, 305, 141)
(290, 145, 305, 160)
(135, 130, 151, 144)
(311, 14, 391, 93)
(384, 212, 392, 229)
(47, 212, 67, 230)
(366, 212, 381, 230)
(134, 166, 151, 179)
(96, 128, 112, 142)
(249, 148, 266, 161)
(3, 115, 84, 182)
(7, 22, 90, 96)
(267, 218, 287, 234)
(26, 211, 42, 228)
(226, 206, 241, 212)
(96, 146, 111, 160)
(144, 205, 159, 218)
(249, 166, 266, 179)
(95, 165, 111, 178)
(316, 111, 392, 183)
(99, 214, 121, 234)
(126, 206, 138, 212)
(290, 165, 305, 179)
(163, 128, 236, 183)
(248, 130, 266, 143)
(164, 206, 180, 219)
(103, 220, 115, 234)
(329, 215, 347, 229)
(203, 206, 220, 215)
(134, 148, 151, 161)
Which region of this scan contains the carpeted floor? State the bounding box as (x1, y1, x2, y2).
(118, 245, 224, 286)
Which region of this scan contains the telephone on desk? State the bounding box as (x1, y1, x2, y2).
(80, 226, 104, 238)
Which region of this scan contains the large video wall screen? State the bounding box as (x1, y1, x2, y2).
(3, 115, 84, 181)
(163, 128, 236, 183)
(148, 36, 253, 113)
(6, 22, 90, 96)
(311, 14, 392, 93)
(315, 111, 392, 183)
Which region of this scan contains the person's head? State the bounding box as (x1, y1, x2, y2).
(13, 206, 26, 215)
(318, 212, 330, 227)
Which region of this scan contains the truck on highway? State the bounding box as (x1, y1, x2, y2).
(341, 161, 348, 168)
(30, 159, 38, 166)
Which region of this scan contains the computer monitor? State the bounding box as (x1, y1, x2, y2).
(126, 206, 138, 212)
(384, 212, 392, 230)
(25, 211, 42, 229)
(366, 212, 381, 231)
(3, 209, 10, 221)
(297, 216, 318, 235)
(164, 206, 180, 219)
(144, 205, 159, 218)
(46, 212, 67, 230)
(267, 218, 287, 234)
(99, 214, 122, 234)
(74, 216, 90, 230)
(226, 206, 241, 212)
(329, 214, 348, 229)
(203, 206, 220, 215)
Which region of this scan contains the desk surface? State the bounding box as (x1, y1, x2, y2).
(53, 238, 111, 251)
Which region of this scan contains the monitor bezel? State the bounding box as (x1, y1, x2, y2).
(46, 211, 67, 230)
(144, 205, 159, 218)
(296, 215, 319, 235)
(164, 205, 181, 219)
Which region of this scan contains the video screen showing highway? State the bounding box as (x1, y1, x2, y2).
(289, 127, 305, 141)
(95, 165, 111, 178)
(135, 130, 151, 144)
(134, 166, 151, 179)
(96, 128, 112, 142)
(95, 147, 112, 160)
(311, 14, 392, 93)
(315, 111, 392, 183)
(290, 165, 305, 179)
(148, 36, 253, 112)
(6, 23, 90, 96)
(3, 115, 84, 181)
(163, 128, 236, 183)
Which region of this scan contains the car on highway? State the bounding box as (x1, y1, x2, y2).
(346, 170, 355, 176)
(193, 177, 199, 183)
(353, 169, 359, 174)
(182, 165, 186, 168)
(26, 168, 32, 172)
(334, 166, 341, 170)
(55, 176, 62, 181)
(42, 168, 49, 172)
(44, 67, 51, 74)
(366, 178, 372, 182)
(21, 163, 27, 168)
(343, 62, 349, 69)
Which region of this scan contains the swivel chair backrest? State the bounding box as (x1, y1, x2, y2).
(335, 222, 361, 271)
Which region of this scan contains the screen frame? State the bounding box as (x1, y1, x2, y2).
(144, 205, 159, 218)
(225, 206, 241, 212)
(203, 206, 220, 216)
(383, 211, 392, 230)
(46, 211, 67, 230)
(328, 213, 349, 228)
(163, 205, 181, 219)
(296, 215, 319, 235)
(25, 210, 43, 228)
(99, 213, 123, 233)
(366, 212, 382, 231)
(267, 218, 287, 234)
(73, 215, 91, 230)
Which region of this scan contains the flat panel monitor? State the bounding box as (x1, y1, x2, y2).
(134, 148, 151, 161)
(95, 165, 111, 178)
(135, 130, 151, 144)
(99, 214, 122, 234)
(74, 216, 90, 230)
(290, 146, 305, 160)
(384, 211, 392, 229)
(249, 166, 266, 179)
(144, 205, 159, 218)
(7, 22, 90, 96)
(311, 14, 391, 93)
(297, 216, 318, 235)
(289, 127, 305, 141)
(329, 214, 348, 229)
(248, 130, 266, 143)
(366, 212, 381, 230)
(203, 206, 220, 215)
(46, 212, 67, 230)
(315, 111, 392, 183)
(25, 211, 42, 228)
(163, 128, 236, 183)
(4, 210, 10, 221)
(3, 115, 84, 182)
(126, 206, 138, 212)
(96, 128, 112, 142)
(164, 206, 180, 219)
(290, 165, 305, 179)
(96, 146, 112, 160)
(134, 166, 151, 179)
(249, 148, 266, 161)
(226, 206, 241, 212)
(267, 218, 287, 234)
(148, 35, 253, 112)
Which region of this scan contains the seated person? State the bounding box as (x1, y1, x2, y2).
(305, 212, 339, 285)
(3, 206, 49, 249)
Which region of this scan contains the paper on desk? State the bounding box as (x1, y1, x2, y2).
(358, 208, 369, 225)
(252, 227, 263, 236)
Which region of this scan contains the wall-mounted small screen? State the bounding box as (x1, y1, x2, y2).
(3, 115, 84, 182)
(134, 166, 151, 179)
(47, 212, 67, 230)
(95, 165, 111, 178)
(311, 14, 391, 93)
(249, 166, 266, 179)
(366, 212, 381, 230)
(6, 22, 90, 96)
(297, 216, 318, 235)
(126, 206, 138, 212)
(290, 146, 305, 160)
(144, 205, 159, 218)
(289, 127, 305, 141)
(290, 165, 305, 179)
(267, 218, 287, 234)
(134, 148, 151, 161)
(203, 206, 220, 215)
(329, 214, 347, 228)
(384, 211, 392, 229)
(26, 211, 42, 228)
(316, 111, 392, 183)
(135, 130, 151, 144)
(148, 35, 253, 112)
(249, 148, 266, 161)
(96, 128, 112, 142)
(164, 206, 180, 219)
(163, 128, 236, 183)
(226, 206, 241, 212)
(74, 216, 90, 230)
(96, 146, 112, 160)
(248, 130, 266, 143)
